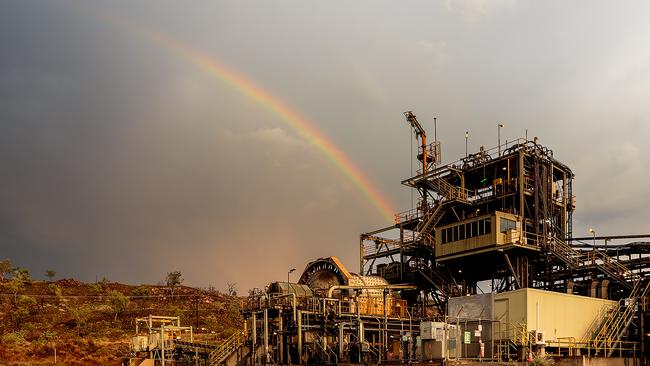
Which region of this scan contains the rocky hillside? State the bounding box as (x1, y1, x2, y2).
(0, 277, 243, 365)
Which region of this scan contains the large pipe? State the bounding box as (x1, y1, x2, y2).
(278, 310, 283, 365)
(297, 310, 303, 366)
(264, 309, 269, 365)
(327, 284, 417, 299)
(252, 312, 256, 365)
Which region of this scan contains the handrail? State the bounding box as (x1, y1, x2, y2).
(209, 331, 244, 365)
(591, 280, 649, 355)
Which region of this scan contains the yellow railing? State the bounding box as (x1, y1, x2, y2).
(209, 331, 244, 365)
(545, 339, 639, 358)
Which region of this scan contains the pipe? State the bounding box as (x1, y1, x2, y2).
(264, 309, 269, 365)
(536, 301, 540, 331)
(161, 326, 165, 366)
(297, 310, 302, 366)
(252, 312, 256, 365)
(327, 284, 417, 299)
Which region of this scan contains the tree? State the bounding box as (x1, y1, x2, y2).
(70, 305, 92, 336)
(11, 295, 37, 328)
(5, 278, 24, 303)
(0, 259, 12, 281)
(166, 271, 183, 297)
(13, 268, 31, 283)
(108, 290, 129, 321)
(45, 269, 56, 281)
(48, 284, 63, 303)
(226, 282, 238, 297)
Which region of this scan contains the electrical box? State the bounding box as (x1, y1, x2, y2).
(420, 321, 445, 340)
(530, 330, 545, 345)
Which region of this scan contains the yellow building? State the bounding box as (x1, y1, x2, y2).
(494, 288, 616, 342)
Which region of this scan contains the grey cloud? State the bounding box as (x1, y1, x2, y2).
(1, 1, 649, 290)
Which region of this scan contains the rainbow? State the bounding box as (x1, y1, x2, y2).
(107, 18, 395, 222)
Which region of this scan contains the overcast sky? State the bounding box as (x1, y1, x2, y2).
(1, 1, 649, 290)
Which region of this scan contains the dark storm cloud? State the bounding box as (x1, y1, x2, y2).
(1, 1, 649, 290)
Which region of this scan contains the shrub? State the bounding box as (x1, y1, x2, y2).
(70, 304, 93, 336)
(37, 330, 57, 344)
(88, 283, 103, 295)
(107, 290, 129, 321)
(205, 315, 222, 332)
(13, 268, 31, 283)
(48, 284, 62, 297)
(131, 286, 151, 297)
(2, 330, 27, 345)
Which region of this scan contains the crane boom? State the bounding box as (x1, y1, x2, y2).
(404, 111, 428, 172)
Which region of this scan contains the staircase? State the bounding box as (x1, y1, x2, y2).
(313, 333, 338, 364)
(209, 331, 245, 366)
(591, 280, 650, 356)
(414, 262, 463, 298)
(547, 237, 639, 289)
(414, 203, 445, 243)
(427, 176, 469, 203)
(496, 339, 518, 361)
(546, 236, 648, 356)
(496, 322, 529, 361)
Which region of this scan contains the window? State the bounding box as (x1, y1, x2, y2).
(441, 229, 447, 244)
(466, 223, 472, 238)
(485, 219, 492, 234)
(500, 218, 516, 233)
(459, 225, 465, 240)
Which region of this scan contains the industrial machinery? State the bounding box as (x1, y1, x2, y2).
(240, 112, 648, 365)
(132, 111, 650, 365)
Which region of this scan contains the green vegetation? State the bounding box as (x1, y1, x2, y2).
(45, 269, 57, 281)
(131, 285, 151, 297)
(13, 267, 31, 282)
(0, 259, 243, 364)
(166, 270, 183, 297)
(0, 258, 12, 280)
(107, 290, 129, 321)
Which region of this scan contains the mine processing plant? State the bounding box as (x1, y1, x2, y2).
(129, 111, 650, 365)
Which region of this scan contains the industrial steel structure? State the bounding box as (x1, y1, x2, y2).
(129, 112, 650, 365)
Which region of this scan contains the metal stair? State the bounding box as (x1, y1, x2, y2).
(427, 176, 469, 203)
(591, 279, 650, 356)
(414, 261, 462, 298)
(414, 203, 445, 244)
(547, 237, 640, 289)
(547, 236, 648, 356)
(496, 339, 518, 361)
(209, 331, 245, 365)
